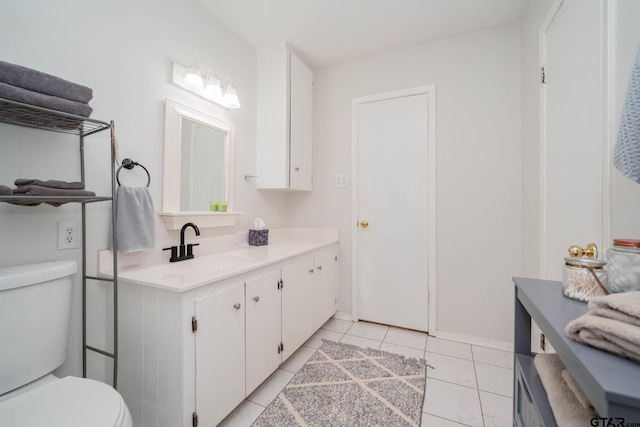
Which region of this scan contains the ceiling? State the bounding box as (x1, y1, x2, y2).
(195, 0, 529, 69)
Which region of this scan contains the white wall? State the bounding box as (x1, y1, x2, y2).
(288, 23, 522, 344)
(0, 0, 292, 379)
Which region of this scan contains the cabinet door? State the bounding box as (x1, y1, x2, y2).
(289, 52, 313, 191)
(281, 256, 315, 360)
(246, 270, 282, 395)
(194, 283, 245, 427)
(314, 248, 338, 329)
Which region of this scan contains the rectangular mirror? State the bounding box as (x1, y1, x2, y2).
(160, 99, 241, 229)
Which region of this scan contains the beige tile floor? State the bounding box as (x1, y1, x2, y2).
(219, 319, 514, 427)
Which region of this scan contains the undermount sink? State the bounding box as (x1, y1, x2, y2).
(118, 254, 258, 290)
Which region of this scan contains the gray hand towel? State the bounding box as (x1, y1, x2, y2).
(566, 312, 640, 363)
(0, 185, 11, 195)
(0, 82, 92, 117)
(10, 185, 96, 207)
(561, 369, 593, 410)
(0, 60, 93, 103)
(14, 179, 85, 190)
(613, 46, 640, 183)
(109, 186, 155, 254)
(587, 291, 640, 327)
(534, 354, 598, 426)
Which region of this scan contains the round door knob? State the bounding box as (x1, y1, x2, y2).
(253, 296, 260, 302)
(317, 266, 322, 271)
(359, 220, 369, 228)
(309, 268, 314, 273)
(295, 167, 300, 171)
(233, 303, 241, 310)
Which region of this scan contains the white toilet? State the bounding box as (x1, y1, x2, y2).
(0, 260, 132, 427)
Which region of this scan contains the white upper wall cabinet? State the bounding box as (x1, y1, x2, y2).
(257, 44, 313, 191)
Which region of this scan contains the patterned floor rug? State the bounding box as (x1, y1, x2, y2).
(252, 339, 426, 427)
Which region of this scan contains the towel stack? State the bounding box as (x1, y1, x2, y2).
(0, 60, 93, 128)
(534, 354, 598, 426)
(566, 291, 640, 363)
(7, 178, 95, 207)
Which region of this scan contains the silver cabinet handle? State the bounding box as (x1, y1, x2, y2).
(233, 303, 241, 310)
(317, 266, 322, 271)
(309, 268, 314, 273)
(253, 296, 260, 302)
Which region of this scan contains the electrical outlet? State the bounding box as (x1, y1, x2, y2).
(335, 174, 349, 188)
(58, 221, 79, 250)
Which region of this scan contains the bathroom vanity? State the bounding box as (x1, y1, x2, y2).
(99, 228, 338, 427)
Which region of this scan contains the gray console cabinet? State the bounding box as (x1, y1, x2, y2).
(513, 277, 640, 426)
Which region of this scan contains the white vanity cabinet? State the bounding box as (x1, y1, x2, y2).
(116, 242, 338, 427)
(313, 248, 338, 329)
(194, 282, 245, 427)
(256, 44, 313, 191)
(245, 270, 282, 395)
(281, 256, 316, 360)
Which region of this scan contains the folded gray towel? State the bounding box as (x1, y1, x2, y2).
(534, 354, 598, 426)
(0, 101, 82, 130)
(587, 291, 640, 327)
(109, 186, 155, 253)
(561, 369, 593, 410)
(0, 185, 11, 195)
(11, 186, 94, 197)
(613, 47, 640, 183)
(566, 312, 640, 363)
(10, 186, 95, 207)
(14, 179, 84, 190)
(0, 82, 92, 117)
(0, 60, 93, 104)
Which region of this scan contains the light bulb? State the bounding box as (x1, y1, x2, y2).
(223, 78, 241, 109)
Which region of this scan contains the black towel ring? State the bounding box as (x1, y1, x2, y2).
(116, 158, 151, 187)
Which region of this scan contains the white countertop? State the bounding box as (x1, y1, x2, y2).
(98, 227, 339, 293)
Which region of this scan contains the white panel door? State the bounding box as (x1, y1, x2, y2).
(356, 93, 430, 332)
(541, 0, 604, 279)
(246, 270, 282, 395)
(281, 256, 315, 360)
(194, 283, 245, 427)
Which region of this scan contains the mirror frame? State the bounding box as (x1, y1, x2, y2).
(160, 98, 242, 229)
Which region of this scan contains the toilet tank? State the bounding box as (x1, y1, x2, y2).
(0, 261, 77, 395)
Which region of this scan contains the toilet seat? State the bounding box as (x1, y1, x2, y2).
(0, 376, 132, 427)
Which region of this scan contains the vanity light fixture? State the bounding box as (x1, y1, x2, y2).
(183, 56, 203, 89)
(223, 78, 241, 109)
(171, 57, 241, 109)
(204, 68, 224, 104)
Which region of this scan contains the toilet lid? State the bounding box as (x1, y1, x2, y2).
(0, 376, 129, 427)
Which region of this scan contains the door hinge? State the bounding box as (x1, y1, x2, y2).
(191, 317, 198, 333)
(192, 412, 199, 427)
(540, 66, 547, 84)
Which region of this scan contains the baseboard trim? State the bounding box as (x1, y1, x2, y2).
(332, 311, 355, 321)
(433, 330, 513, 351)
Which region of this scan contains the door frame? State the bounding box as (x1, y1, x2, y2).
(350, 84, 437, 333)
(539, 0, 611, 278)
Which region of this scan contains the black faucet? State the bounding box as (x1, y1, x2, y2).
(163, 222, 201, 262)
